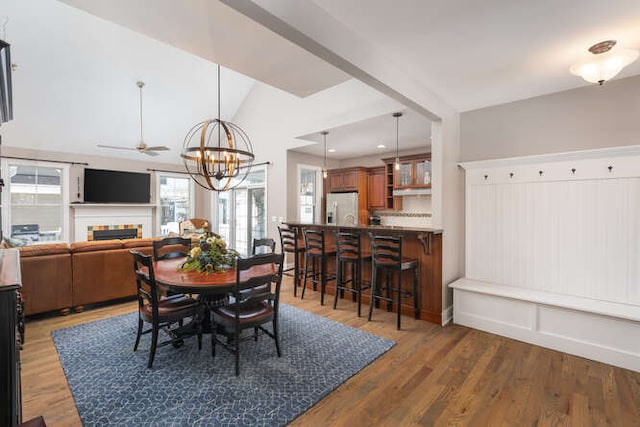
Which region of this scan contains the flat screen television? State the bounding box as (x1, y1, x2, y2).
(83, 168, 151, 204)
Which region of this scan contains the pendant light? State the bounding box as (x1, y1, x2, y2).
(181, 65, 255, 191)
(321, 131, 329, 179)
(393, 112, 402, 170)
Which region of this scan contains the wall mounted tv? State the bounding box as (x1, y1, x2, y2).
(83, 168, 151, 204)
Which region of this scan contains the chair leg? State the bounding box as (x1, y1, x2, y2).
(148, 323, 159, 369)
(301, 253, 309, 300)
(254, 326, 259, 341)
(397, 270, 402, 330)
(385, 270, 392, 312)
(350, 262, 357, 302)
(273, 317, 282, 357)
(356, 261, 362, 317)
(413, 266, 420, 319)
(196, 314, 203, 350)
(293, 251, 299, 297)
(368, 265, 377, 321)
(333, 258, 341, 310)
(320, 258, 326, 306)
(234, 326, 241, 376)
(211, 322, 217, 357)
(134, 317, 143, 351)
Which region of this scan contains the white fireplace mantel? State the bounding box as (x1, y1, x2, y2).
(71, 204, 155, 242)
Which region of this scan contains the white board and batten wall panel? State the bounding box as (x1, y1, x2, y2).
(452, 146, 640, 371)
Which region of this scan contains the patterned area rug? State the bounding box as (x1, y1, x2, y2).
(52, 304, 395, 426)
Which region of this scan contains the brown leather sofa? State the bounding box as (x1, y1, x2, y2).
(19, 243, 73, 316)
(19, 238, 156, 316)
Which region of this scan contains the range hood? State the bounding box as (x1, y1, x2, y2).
(392, 188, 432, 196)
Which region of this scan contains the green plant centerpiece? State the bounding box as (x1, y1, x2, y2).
(180, 235, 239, 273)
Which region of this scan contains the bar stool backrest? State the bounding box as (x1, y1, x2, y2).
(335, 231, 361, 260)
(369, 234, 403, 268)
(304, 229, 325, 255)
(278, 225, 301, 253)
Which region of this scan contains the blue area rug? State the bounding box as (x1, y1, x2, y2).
(52, 304, 395, 426)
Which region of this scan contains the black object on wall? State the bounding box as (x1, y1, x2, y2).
(83, 168, 151, 204)
(0, 39, 13, 124)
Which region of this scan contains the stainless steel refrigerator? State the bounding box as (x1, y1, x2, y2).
(326, 192, 358, 225)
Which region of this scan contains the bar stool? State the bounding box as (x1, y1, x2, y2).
(334, 231, 371, 317)
(302, 229, 336, 305)
(278, 225, 305, 297)
(368, 234, 419, 330)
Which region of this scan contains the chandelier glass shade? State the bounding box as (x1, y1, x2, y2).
(181, 65, 255, 191)
(570, 40, 639, 85)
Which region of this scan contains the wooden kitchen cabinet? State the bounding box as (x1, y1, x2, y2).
(324, 167, 369, 224)
(384, 153, 431, 189)
(367, 167, 385, 210)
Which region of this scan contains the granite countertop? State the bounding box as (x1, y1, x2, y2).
(282, 222, 443, 234)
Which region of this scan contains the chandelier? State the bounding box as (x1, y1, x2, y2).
(181, 65, 255, 191)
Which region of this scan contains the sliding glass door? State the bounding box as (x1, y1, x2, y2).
(214, 166, 267, 256)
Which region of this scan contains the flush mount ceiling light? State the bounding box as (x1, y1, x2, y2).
(181, 65, 255, 191)
(570, 40, 639, 85)
(393, 112, 402, 171)
(321, 131, 329, 179)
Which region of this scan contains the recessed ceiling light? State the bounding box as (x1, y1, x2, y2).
(377, 144, 385, 149)
(328, 148, 336, 153)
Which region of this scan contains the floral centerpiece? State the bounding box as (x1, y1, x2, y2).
(180, 235, 239, 273)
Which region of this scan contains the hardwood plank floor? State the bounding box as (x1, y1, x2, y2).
(21, 277, 640, 426)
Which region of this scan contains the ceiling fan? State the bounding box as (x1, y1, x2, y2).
(98, 81, 169, 156)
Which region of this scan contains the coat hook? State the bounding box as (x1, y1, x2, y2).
(608, 166, 613, 173)
(484, 174, 488, 180)
(571, 168, 576, 174)
(509, 172, 514, 178)
(538, 170, 544, 176)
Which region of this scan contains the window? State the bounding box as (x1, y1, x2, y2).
(213, 165, 267, 256)
(157, 173, 194, 235)
(2, 160, 69, 243)
(297, 165, 322, 223)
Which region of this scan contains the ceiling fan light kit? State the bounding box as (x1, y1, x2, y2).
(181, 65, 255, 192)
(570, 40, 639, 85)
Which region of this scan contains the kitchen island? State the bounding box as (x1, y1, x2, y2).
(282, 222, 443, 324)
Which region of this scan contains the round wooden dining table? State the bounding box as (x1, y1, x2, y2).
(152, 257, 277, 296)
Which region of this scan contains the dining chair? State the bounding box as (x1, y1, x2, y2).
(152, 236, 192, 261)
(252, 237, 276, 255)
(130, 250, 205, 368)
(211, 252, 285, 376)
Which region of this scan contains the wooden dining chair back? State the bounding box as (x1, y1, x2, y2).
(278, 224, 305, 296)
(131, 250, 204, 368)
(211, 252, 285, 376)
(153, 236, 192, 261)
(252, 237, 276, 255)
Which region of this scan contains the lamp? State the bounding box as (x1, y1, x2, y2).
(181, 65, 255, 191)
(393, 112, 402, 171)
(570, 40, 639, 85)
(321, 131, 328, 179)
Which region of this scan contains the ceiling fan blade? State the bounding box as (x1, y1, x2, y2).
(142, 150, 160, 156)
(97, 144, 136, 151)
(143, 146, 170, 151)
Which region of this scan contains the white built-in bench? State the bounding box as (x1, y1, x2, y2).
(456, 146, 640, 372)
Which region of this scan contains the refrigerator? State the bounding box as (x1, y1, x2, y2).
(326, 192, 358, 225)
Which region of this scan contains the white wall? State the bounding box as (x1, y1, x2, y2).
(460, 74, 640, 162)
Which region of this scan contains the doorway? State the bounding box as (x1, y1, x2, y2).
(297, 165, 323, 223)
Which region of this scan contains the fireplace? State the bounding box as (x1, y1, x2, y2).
(71, 205, 153, 242)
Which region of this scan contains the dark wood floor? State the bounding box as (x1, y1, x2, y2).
(21, 277, 640, 426)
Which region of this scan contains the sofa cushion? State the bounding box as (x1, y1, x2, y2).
(122, 238, 157, 248)
(19, 243, 70, 257)
(71, 240, 123, 253)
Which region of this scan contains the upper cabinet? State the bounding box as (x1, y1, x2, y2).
(328, 169, 359, 192)
(386, 153, 432, 189)
(367, 166, 385, 210)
